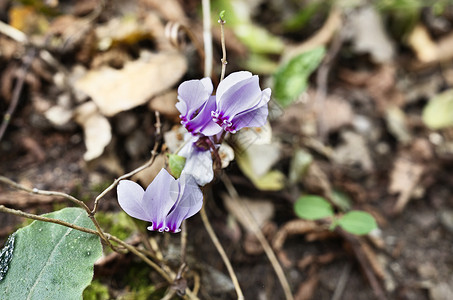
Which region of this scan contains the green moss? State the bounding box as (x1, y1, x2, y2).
(83, 280, 110, 300)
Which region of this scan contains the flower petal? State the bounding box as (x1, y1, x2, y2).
(177, 78, 213, 117)
(117, 180, 151, 221)
(215, 71, 252, 100)
(144, 168, 179, 232)
(183, 147, 214, 186)
(186, 96, 222, 136)
(166, 173, 203, 232)
(229, 88, 271, 132)
(216, 75, 263, 120)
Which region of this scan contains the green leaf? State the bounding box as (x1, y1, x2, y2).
(0, 233, 15, 282)
(422, 89, 453, 129)
(331, 190, 352, 212)
(294, 195, 334, 220)
(273, 47, 326, 107)
(0, 207, 103, 300)
(288, 148, 313, 185)
(219, 10, 226, 20)
(337, 211, 377, 235)
(234, 23, 284, 54)
(168, 154, 186, 179)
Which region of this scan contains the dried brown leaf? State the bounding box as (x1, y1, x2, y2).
(75, 51, 187, 116)
(389, 155, 424, 213)
(74, 101, 112, 161)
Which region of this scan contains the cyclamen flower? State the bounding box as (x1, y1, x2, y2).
(176, 78, 222, 136)
(176, 71, 271, 136)
(211, 71, 271, 134)
(117, 169, 203, 233)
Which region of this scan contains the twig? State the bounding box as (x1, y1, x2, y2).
(0, 48, 35, 142)
(222, 174, 294, 300)
(181, 221, 188, 264)
(91, 112, 162, 214)
(218, 12, 227, 82)
(337, 229, 387, 300)
(331, 263, 351, 300)
(200, 205, 244, 300)
(0, 175, 115, 250)
(0, 205, 101, 236)
(0, 176, 90, 212)
(202, 0, 213, 78)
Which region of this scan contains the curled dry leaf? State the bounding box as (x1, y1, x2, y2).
(74, 51, 187, 117)
(74, 101, 112, 161)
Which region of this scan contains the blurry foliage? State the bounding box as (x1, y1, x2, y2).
(168, 154, 186, 179)
(335, 211, 378, 235)
(422, 89, 453, 129)
(212, 0, 284, 57)
(295, 195, 377, 235)
(95, 211, 136, 242)
(273, 46, 325, 107)
(283, 0, 331, 32)
(294, 195, 334, 220)
(83, 280, 110, 300)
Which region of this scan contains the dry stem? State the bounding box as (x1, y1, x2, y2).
(222, 174, 294, 300)
(200, 206, 244, 300)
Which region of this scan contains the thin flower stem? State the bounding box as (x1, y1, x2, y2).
(200, 205, 244, 300)
(221, 174, 294, 300)
(92, 112, 162, 214)
(202, 0, 213, 78)
(219, 14, 227, 82)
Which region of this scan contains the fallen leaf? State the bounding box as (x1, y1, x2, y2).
(347, 6, 395, 63)
(422, 89, 453, 130)
(223, 195, 274, 234)
(75, 51, 187, 116)
(74, 102, 112, 161)
(389, 155, 424, 213)
(148, 90, 179, 120)
(332, 131, 374, 173)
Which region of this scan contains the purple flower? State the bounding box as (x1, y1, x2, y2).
(176, 78, 222, 136)
(211, 71, 271, 134)
(117, 169, 203, 233)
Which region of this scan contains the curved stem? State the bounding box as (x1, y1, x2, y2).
(222, 174, 294, 300)
(200, 206, 244, 300)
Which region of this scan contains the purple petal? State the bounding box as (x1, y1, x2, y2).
(166, 173, 203, 233)
(117, 180, 151, 221)
(144, 168, 179, 232)
(216, 75, 263, 120)
(229, 88, 271, 132)
(177, 78, 213, 117)
(215, 71, 252, 100)
(185, 96, 222, 136)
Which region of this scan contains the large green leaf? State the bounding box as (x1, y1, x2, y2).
(0, 207, 103, 300)
(422, 89, 453, 129)
(273, 47, 326, 107)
